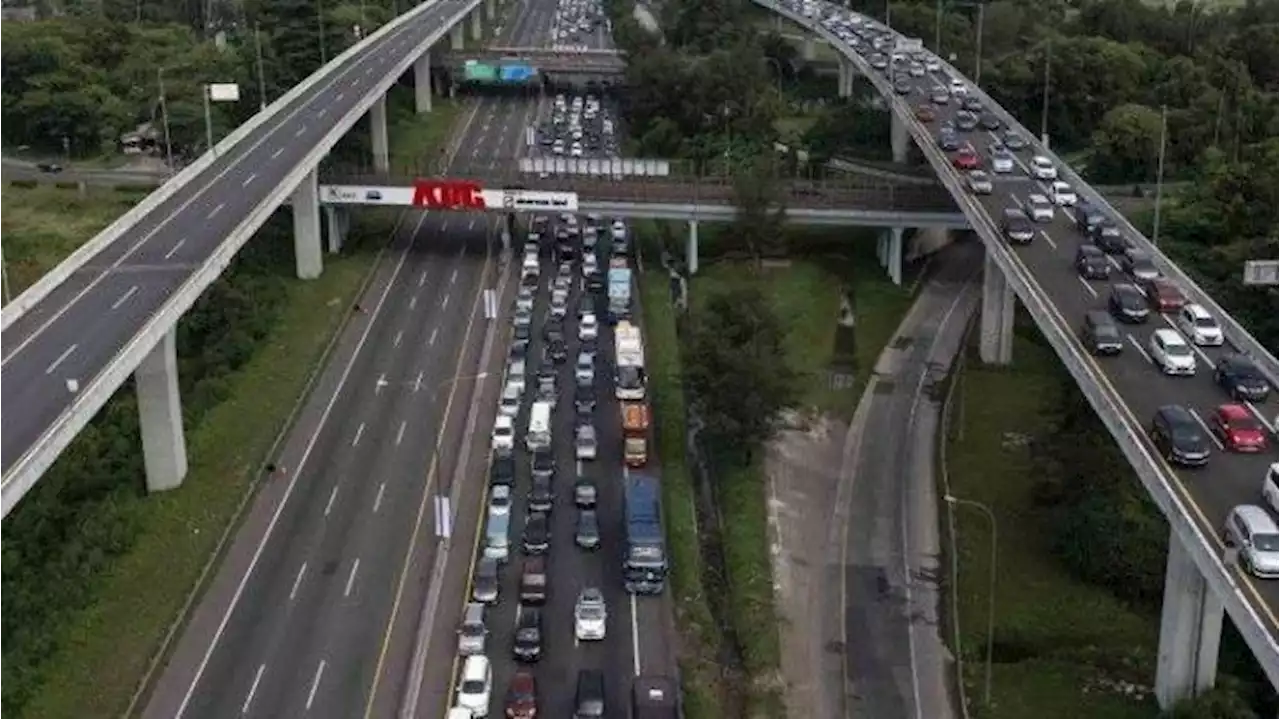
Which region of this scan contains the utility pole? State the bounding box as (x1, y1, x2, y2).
(317, 0, 328, 64)
(933, 0, 943, 52)
(973, 1, 985, 85)
(945, 495, 998, 710)
(157, 68, 175, 174)
(1151, 104, 1168, 247)
(254, 22, 268, 111)
(1038, 40, 1051, 147)
(203, 84, 215, 157)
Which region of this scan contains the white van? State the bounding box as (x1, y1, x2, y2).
(526, 401, 553, 452)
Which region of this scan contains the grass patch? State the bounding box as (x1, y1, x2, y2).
(388, 95, 463, 172)
(0, 185, 151, 302)
(636, 263, 726, 719)
(944, 333, 1159, 719)
(11, 103, 466, 719)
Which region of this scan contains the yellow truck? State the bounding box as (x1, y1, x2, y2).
(621, 401, 650, 467)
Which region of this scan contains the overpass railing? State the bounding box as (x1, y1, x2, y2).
(757, 0, 1280, 686)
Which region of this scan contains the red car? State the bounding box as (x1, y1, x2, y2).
(915, 104, 936, 123)
(1141, 277, 1187, 312)
(952, 148, 980, 170)
(1210, 404, 1268, 452)
(505, 670, 538, 719)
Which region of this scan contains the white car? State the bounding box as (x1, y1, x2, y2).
(456, 655, 492, 717)
(990, 150, 1014, 174)
(1176, 304, 1224, 346)
(515, 285, 535, 312)
(579, 313, 599, 341)
(1030, 155, 1057, 180)
(521, 252, 539, 279)
(574, 587, 608, 641)
(489, 484, 512, 516)
(498, 381, 521, 418)
(948, 77, 967, 95)
(1050, 181, 1078, 206)
(492, 415, 515, 452)
(966, 170, 992, 194)
(582, 253, 599, 277)
(925, 58, 941, 72)
(575, 351, 595, 386)
(1148, 328, 1197, 376)
(513, 306, 532, 328)
(1027, 194, 1054, 222)
(550, 290, 569, 318)
(575, 424, 598, 460)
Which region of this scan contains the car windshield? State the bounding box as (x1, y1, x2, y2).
(1095, 325, 1120, 340)
(1225, 416, 1258, 430)
(1194, 317, 1217, 329)
(1255, 533, 1279, 552)
(578, 604, 604, 619)
(462, 679, 485, 693)
(1171, 426, 1202, 444)
(1164, 342, 1191, 356)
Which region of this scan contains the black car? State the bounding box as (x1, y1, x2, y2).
(930, 89, 950, 104)
(961, 96, 983, 112)
(955, 111, 979, 131)
(1090, 222, 1125, 252)
(575, 384, 596, 414)
(573, 477, 598, 508)
(523, 511, 550, 554)
(1081, 310, 1123, 355)
(1214, 354, 1271, 402)
(528, 475, 554, 513)
(548, 337, 568, 362)
(1108, 284, 1150, 324)
(587, 274, 605, 294)
(491, 454, 516, 487)
(1001, 208, 1034, 244)
(936, 131, 962, 152)
(513, 323, 531, 345)
(531, 450, 555, 481)
(979, 113, 1002, 131)
(893, 78, 912, 95)
(543, 319, 564, 342)
(1075, 244, 1110, 280)
(512, 607, 544, 662)
(1149, 405, 1211, 467)
(1074, 203, 1106, 235)
(472, 557, 500, 604)
(1001, 131, 1027, 150)
(575, 509, 602, 550)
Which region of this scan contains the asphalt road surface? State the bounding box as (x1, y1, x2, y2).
(793, 0, 1279, 634)
(141, 3, 570, 718)
(0, 0, 483, 483)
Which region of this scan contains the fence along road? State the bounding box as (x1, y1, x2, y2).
(0, 0, 493, 519)
(755, 0, 1278, 697)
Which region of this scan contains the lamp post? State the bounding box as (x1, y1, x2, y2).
(944, 494, 998, 708)
(253, 22, 268, 112)
(157, 68, 175, 174)
(1151, 104, 1168, 247)
(973, 1, 985, 85)
(203, 83, 243, 158)
(1038, 40, 1051, 147)
(317, 0, 328, 64)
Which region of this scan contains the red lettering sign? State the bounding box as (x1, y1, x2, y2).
(412, 180, 487, 210)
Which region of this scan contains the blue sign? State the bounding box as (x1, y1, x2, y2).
(499, 64, 536, 82)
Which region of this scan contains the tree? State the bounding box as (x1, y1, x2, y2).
(1089, 103, 1163, 184)
(684, 285, 797, 466)
(1163, 678, 1261, 719)
(731, 150, 788, 264)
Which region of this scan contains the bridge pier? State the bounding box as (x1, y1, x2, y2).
(485, 0, 495, 21)
(875, 227, 903, 286)
(687, 219, 699, 275)
(137, 329, 188, 494)
(890, 112, 910, 164)
(978, 253, 1014, 364)
(414, 55, 433, 114)
(292, 169, 324, 279)
(837, 59, 853, 99)
(450, 22, 464, 50)
(1155, 530, 1223, 708)
(370, 94, 390, 173)
(801, 37, 816, 62)
(470, 8, 482, 41)
(325, 205, 350, 254)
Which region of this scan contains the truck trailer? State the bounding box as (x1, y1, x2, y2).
(622, 473, 667, 594)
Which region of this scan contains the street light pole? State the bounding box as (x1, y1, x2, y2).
(945, 494, 998, 709)
(1038, 40, 1051, 147)
(317, 0, 328, 64)
(1152, 104, 1168, 247)
(933, 0, 943, 52)
(157, 68, 175, 174)
(202, 84, 216, 157)
(973, 0, 985, 85)
(254, 22, 268, 112)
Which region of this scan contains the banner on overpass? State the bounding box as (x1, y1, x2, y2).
(499, 63, 537, 82)
(519, 156, 672, 177)
(319, 182, 579, 212)
(463, 60, 498, 82)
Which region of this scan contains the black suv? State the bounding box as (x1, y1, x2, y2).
(1149, 405, 1211, 467)
(575, 509, 602, 550)
(1081, 310, 1123, 355)
(1001, 208, 1034, 244)
(1214, 354, 1272, 402)
(1108, 284, 1149, 324)
(1073, 202, 1106, 236)
(1075, 244, 1110, 280)
(490, 454, 516, 487)
(531, 450, 556, 482)
(523, 511, 550, 555)
(528, 475, 554, 513)
(512, 607, 544, 662)
(1090, 221, 1125, 252)
(575, 384, 596, 414)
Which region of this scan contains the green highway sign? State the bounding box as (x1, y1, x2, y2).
(463, 60, 497, 82)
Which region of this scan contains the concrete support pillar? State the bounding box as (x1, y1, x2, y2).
(891, 111, 910, 164)
(136, 329, 188, 493)
(470, 9, 482, 41)
(837, 60, 853, 99)
(370, 94, 389, 174)
(414, 54, 433, 114)
(978, 253, 1014, 365)
(1154, 531, 1223, 708)
(292, 168, 323, 279)
(885, 227, 903, 286)
(687, 219, 700, 275)
(485, 0, 495, 20)
(325, 205, 346, 254)
(450, 22, 464, 50)
(802, 37, 816, 62)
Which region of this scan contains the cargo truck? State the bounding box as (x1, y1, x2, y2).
(614, 321, 647, 401)
(606, 257, 632, 323)
(622, 473, 667, 594)
(621, 402, 650, 467)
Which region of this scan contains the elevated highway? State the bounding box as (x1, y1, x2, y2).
(0, 0, 502, 519)
(759, 0, 1278, 707)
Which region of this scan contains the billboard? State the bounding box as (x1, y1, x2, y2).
(208, 83, 241, 102)
(463, 60, 497, 82)
(499, 63, 536, 82)
(319, 182, 579, 212)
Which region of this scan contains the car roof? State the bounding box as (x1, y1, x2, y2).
(1153, 328, 1185, 344)
(1231, 504, 1278, 530)
(1079, 244, 1102, 255)
(463, 654, 490, 677)
(1156, 404, 1196, 424)
(1216, 403, 1254, 420)
(1184, 303, 1212, 319)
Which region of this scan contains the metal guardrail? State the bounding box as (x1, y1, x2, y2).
(758, 0, 1280, 690)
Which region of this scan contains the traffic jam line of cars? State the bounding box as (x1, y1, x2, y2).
(448, 213, 676, 719)
(534, 92, 620, 161)
(797, 0, 1280, 581)
(550, 0, 608, 51)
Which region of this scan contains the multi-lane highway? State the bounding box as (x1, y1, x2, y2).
(770, 0, 1279, 637)
(0, 0, 484, 505)
(140, 2, 571, 717)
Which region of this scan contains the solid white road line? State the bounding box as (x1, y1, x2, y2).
(305, 660, 326, 710)
(352, 422, 366, 446)
(1127, 334, 1153, 363)
(111, 285, 139, 310)
(344, 558, 361, 597)
(241, 664, 266, 715)
(373, 482, 386, 513)
(165, 238, 188, 260)
(45, 344, 78, 375)
(1188, 409, 1225, 450)
(395, 420, 406, 446)
(629, 594, 641, 676)
(324, 485, 339, 517)
(289, 563, 307, 601)
(1076, 276, 1097, 298)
